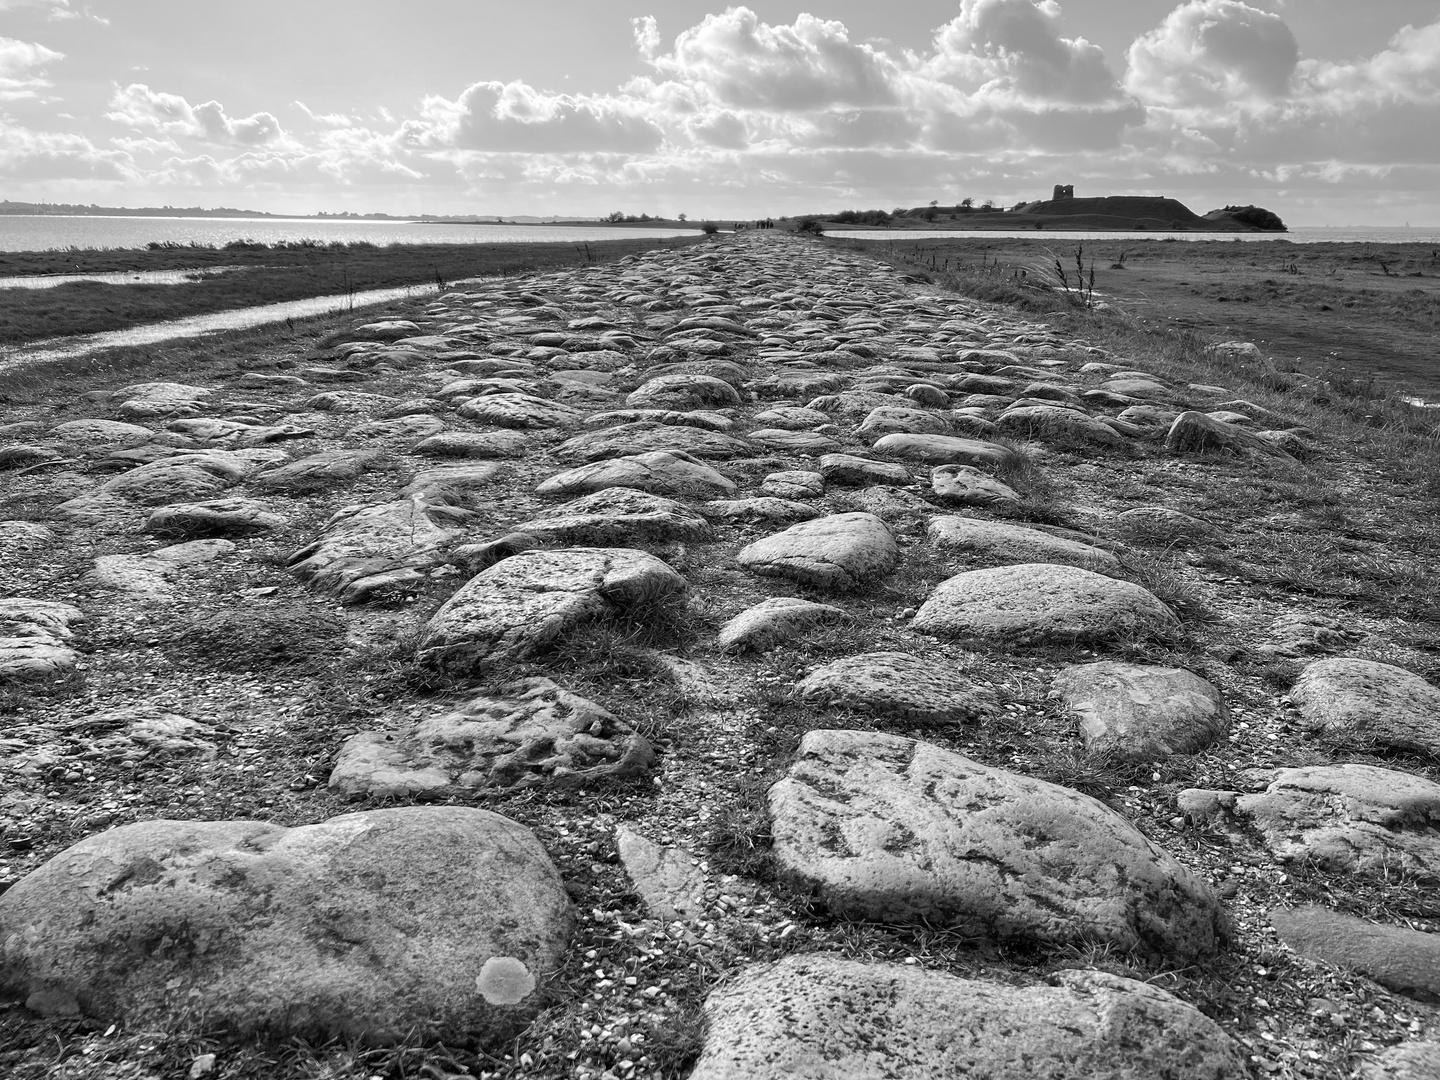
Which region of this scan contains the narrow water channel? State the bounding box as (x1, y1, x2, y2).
(0, 281, 444, 375)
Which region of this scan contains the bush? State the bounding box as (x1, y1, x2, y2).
(795, 218, 826, 236)
(701, 222, 720, 235)
(1219, 205, 1287, 231)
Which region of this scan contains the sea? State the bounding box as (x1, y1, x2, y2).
(2, 215, 1439, 253)
(0, 215, 695, 253)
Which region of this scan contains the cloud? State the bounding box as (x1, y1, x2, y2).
(0, 35, 63, 100)
(1125, 0, 1299, 106)
(413, 80, 665, 154)
(0, 119, 132, 180)
(647, 7, 901, 111)
(106, 83, 285, 147)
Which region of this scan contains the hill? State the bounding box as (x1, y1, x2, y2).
(819, 196, 1287, 232)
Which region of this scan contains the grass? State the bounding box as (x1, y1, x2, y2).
(0, 237, 707, 347)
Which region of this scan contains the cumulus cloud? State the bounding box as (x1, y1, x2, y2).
(0, 119, 132, 180)
(648, 7, 900, 111)
(0, 35, 62, 100)
(413, 80, 665, 154)
(1125, 0, 1299, 106)
(106, 83, 285, 146)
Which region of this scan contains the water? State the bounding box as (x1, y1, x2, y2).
(0, 281, 443, 375)
(829, 226, 1440, 244)
(0, 267, 245, 289)
(0, 215, 696, 253)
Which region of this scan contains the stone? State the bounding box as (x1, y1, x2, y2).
(512, 488, 712, 544)
(329, 678, 654, 798)
(702, 498, 819, 524)
(615, 827, 707, 922)
(1112, 506, 1224, 546)
(818, 453, 910, 487)
(1228, 766, 1440, 881)
(872, 433, 1010, 467)
(752, 406, 829, 429)
(747, 429, 842, 454)
(419, 548, 686, 674)
(254, 450, 385, 494)
(930, 464, 1020, 508)
(556, 421, 753, 462)
(996, 404, 1125, 447)
(1105, 377, 1168, 398)
(0, 806, 571, 1045)
(759, 469, 824, 499)
(927, 516, 1120, 572)
(456, 393, 586, 429)
(0, 598, 85, 681)
(691, 955, 1248, 1080)
(856, 407, 950, 441)
(144, 498, 286, 538)
(839, 485, 933, 523)
(413, 430, 532, 458)
(347, 414, 446, 440)
(400, 463, 504, 504)
(346, 318, 423, 342)
(1270, 906, 1440, 1003)
(91, 539, 236, 599)
(625, 373, 741, 410)
(48, 418, 156, 454)
(288, 494, 467, 604)
(1165, 410, 1291, 457)
(89, 708, 219, 760)
(114, 382, 211, 419)
(536, 450, 735, 498)
(913, 564, 1178, 644)
(1053, 662, 1228, 760)
(1290, 658, 1440, 757)
(798, 652, 984, 724)
(737, 513, 898, 591)
(1259, 612, 1360, 659)
(717, 597, 851, 653)
(769, 730, 1227, 960)
(1361, 1042, 1440, 1080)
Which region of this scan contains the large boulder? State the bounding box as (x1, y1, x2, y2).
(737, 513, 898, 591)
(691, 956, 1247, 1080)
(0, 807, 572, 1045)
(912, 563, 1177, 644)
(1270, 906, 1440, 1003)
(1290, 658, 1440, 757)
(769, 730, 1228, 961)
(418, 548, 685, 674)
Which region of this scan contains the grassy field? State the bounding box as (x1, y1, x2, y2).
(836, 235, 1440, 399)
(0, 236, 707, 346)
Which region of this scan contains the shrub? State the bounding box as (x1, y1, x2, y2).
(795, 217, 826, 236)
(701, 222, 720, 235)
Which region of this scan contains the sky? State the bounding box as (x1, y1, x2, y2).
(2, 0, 1438, 224)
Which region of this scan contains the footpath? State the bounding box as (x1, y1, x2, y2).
(0, 233, 1437, 1079)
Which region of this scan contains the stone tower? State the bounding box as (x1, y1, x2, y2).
(1052, 184, 1074, 201)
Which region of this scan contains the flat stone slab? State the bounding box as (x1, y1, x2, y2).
(288, 494, 466, 604)
(419, 548, 686, 674)
(1053, 662, 1228, 760)
(702, 497, 819, 524)
(615, 826, 707, 922)
(913, 563, 1178, 644)
(798, 651, 985, 724)
(512, 488, 711, 544)
(114, 381, 211, 419)
(769, 730, 1227, 961)
(0, 806, 572, 1045)
(144, 497, 286, 538)
(760, 469, 824, 499)
(717, 597, 852, 653)
(931, 464, 1020, 508)
(0, 598, 86, 682)
(856, 406, 951, 441)
(1361, 1042, 1440, 1080)
(91, 539, 236, 600)
(927, 515, 1120, 572)
(871, 433, 1010, 466)
(737, 512, 897, 591)
(1228, 765, 1440, 882)
(536, 450, 735, 498)
(819, 453, 910, 487)
(1290, 658, 1440, 757)
(691, 955, 1248, 1080)
(456, 392, 586, 429)
(556, 421, 753, 462)
(413, 430, 532, 458)
(748, 429, 842, 454)
(1270, 906, 1440, 1003)
(625, 373, 741, 409)
(996, 404, 1125, 446)
(254, 449, 385, 494)
(329, 677, 654, 798)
